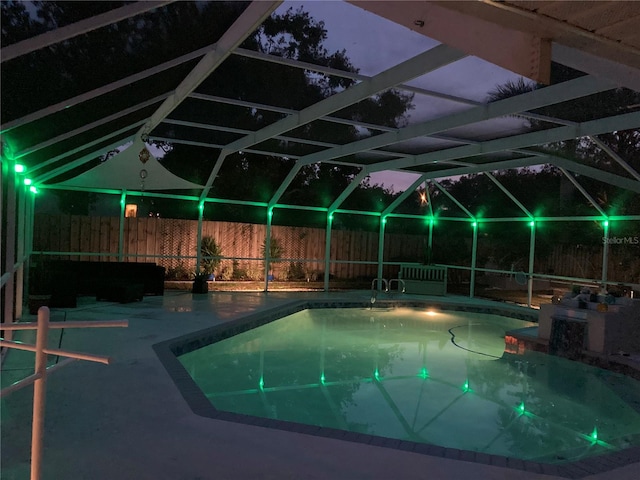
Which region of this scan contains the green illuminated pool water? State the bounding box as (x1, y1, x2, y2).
(178, 307, 640, 463)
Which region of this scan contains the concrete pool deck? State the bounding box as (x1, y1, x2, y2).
(2, 290, 640, 480)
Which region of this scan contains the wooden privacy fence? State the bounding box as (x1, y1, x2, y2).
(32, 215, 425, 280)
(32, 214, 638, 283)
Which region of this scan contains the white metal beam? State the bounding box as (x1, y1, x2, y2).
(233, 47, 481, 107)
(553, 44, 640, 92)
(2, 42, 216, 133)
(267, 164, 302, 209)
(30, 120, 147, 174)
(1, 1, 176, 63)
(221, 45, 465, 155)
(381, 175, 426, 216)
(35, 134, 137, 184)
(299, 75, 614, 167)
(549, 157, 640, 194)
(328, 169, 370, 213)
(483, 172, 532, 218)
(430, 180, 474, 219)
(420, 157, 560, 181)
(369, 111, 640, 173)
(557, 167, 607, 217)
(15, 94, 169, 160)
(201, 44, 466, 200)
(350, 0, 551, 83)
(589, 135, 640, 182)
(140, 1, 281, 137)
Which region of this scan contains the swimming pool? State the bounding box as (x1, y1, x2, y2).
(156, 300, 640, 474)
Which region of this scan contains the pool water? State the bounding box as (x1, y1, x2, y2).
(178, 307, 640, 464)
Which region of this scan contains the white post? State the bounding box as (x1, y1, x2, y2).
(118, 191, 126, 261)
(470, 222, 478, 298)
(377, 216, 386, 289)
(263, 208, 273, 292)
(323, 213, 333, 292)
(196, 200, 204, 272)
(601, 220, 609, 291)
(30, 306, 50, 480)
(16, 179, 27, 318)
(4, 161, 17, 327)
(527, 221, 536, 308)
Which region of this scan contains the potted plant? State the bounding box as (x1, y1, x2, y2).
(192, 271, 209, 294)
(262, 237, 283, 281)
(200, 236, 222, 281)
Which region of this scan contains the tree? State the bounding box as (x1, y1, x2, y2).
(155, 6, 413, 221)
(485, 64, 640, 216)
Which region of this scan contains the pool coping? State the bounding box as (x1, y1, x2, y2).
(153, 299, 640, 479)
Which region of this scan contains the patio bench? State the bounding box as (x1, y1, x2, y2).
(398, 264, 447, 296)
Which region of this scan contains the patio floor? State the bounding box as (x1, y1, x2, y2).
(2, 290, 640, 480)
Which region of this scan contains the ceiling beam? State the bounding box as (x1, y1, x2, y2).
(36, 134, 137, 184)
(557, 167, 607, 217)
(220, 45, 465, 155)
(2, 42, 216, 134)
(140, 1, 281, 137)
(1, 1, 176, 63)
(348, 0, 551, 83)
(15, 94, 169, 160)
(553, 44, 640, 92)
(370, 111, 640, 173)
(31, 120, 146, 174)
(328, 169, 370, 213)
(200, 44, 466, 201)
(233, 47, 481, 107)
(421, 158, 546, 181)
(429, 0, 640, 80)
(549, 157, 640, 194)
(299, 75, 614, 167)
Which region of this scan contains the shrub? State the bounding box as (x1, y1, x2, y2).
(200, 236, 222, 276)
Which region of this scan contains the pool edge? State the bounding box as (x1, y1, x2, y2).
(152, 299, 640, 479)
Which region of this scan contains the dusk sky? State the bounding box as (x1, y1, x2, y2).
(278, 1, 530, 192)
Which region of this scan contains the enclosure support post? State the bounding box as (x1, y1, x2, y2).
(324, 213, 333, 292)
(3, 162, 17, 326)
(427, 219, 433, 265)
(16, 179, 27, 318)
(470, 223, 478, 298)
(25, 190, 35, 303)
(196, 200, 204, 272)
(264, 208, 273, 292)
(601, 220, 609, 290)
(527, 221, 536, 308)
(118, 191, 126, 261)
(31, 307, 50, 480)
(377, 216, 386, 289)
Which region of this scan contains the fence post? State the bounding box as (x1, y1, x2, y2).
(31, 306, 50, 480)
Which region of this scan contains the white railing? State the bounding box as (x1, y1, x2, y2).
(1, 307, 128, 480)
